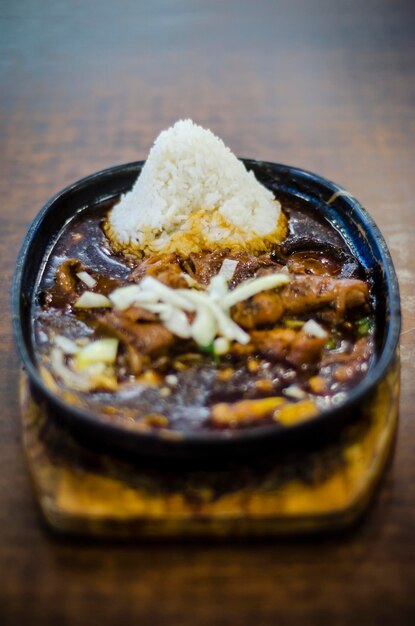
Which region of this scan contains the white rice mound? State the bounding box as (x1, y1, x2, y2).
(107, 119, 285, 256)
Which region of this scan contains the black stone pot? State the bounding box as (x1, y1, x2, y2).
(12, 161, 401, 463)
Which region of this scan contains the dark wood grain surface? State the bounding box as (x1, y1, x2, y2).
(1, 1, 414, 624)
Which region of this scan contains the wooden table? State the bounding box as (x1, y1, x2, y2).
(1, 1, 414, 624)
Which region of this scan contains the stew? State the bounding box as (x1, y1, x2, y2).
(33, 194, 375, 433)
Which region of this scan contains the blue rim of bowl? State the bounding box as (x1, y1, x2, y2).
(11, 160, 401, 452)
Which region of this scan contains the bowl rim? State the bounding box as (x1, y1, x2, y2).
(12, 159, 401, 452)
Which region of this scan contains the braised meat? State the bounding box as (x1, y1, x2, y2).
(182, 250, 282, 286)
(97, 312, 174, 357)
(33, 199, 375, 433)
(279, 275, 369, 318)
(232, 275, 369, 329)
(249, 328, 326, 366)
(129, 253, 187, 288)
(232, 291, 284, 329)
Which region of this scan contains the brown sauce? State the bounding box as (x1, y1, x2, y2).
(33, 195, 375, 434)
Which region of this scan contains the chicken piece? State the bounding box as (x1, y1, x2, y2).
(43, 259, 85, 307)
(97, 312, 174, 357)
(232, 291, 283, 329)
(130, 253, 187, 288)
(231, 253, 282, 286)
(183, 250, 230, 285)
(274, 400, 318, 426)
(322, 337, 373, 385)
(287, 332, 326, 367)
(229, 343, 255, 358)
(135, 370, 164, 386)
(322, 336, 371, 366)
(280, 275, 369, 318)
(342, 285, 368, 309)
(121, 305, 159, 323)
(250, 328, 297, 361)
(140, 414, 169, 428)
(44, 259, 122, 308)
(230, 274, 369, 331)
(308, 375, 328, 394)
(210, 397, 286, 427)
(55, 259, 83, 294)
(156, 269, 188, 288)
(250, 328, 325, 367)
(182, 250, 281, 286)
(123, 344, 146, 375)
(254, 379, 274, 393)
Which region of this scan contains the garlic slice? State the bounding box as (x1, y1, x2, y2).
(302, 319, 328, 339)
(207, 274, 229, 301)
(74, 338, 119, 371)
(140, 276, 195, 312)
(54, 335, 79, 355)
(191, 306, 217, 347)
(182, 290, 249, 344)
(109, 285, 158, 310)
(218, 258, 238, 282)
(221, 273, 289, 309)
(161, 307, 192, 338)
(76, 271, 97, 289)
(75, 292, 112, 308)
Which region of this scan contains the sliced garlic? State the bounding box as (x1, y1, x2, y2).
(75, 292, 112, 308)
(76, 271, 97, 289)
(283, 384, 306, 400)
(221, 273, 289, 308)
(208, 274, 229, 301)
(191, 305, 217, 347)
(54, 335, 79, 355)
(109, 285, 158, 310)
(181, 289, 250, 344)
(161, 307, 192, 338)
(50, 347, 92, 391)
(140, 276, 195, 312)
(74, 338, 119, 371)
(302, 319, 328, 339)
(218, 258, 238, 282)
(213, 337, 230, 355)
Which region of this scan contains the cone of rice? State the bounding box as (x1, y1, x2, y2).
(106, 119, 287, 257)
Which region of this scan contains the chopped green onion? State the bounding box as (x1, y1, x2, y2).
(325, 337, 336, 350)
(200, 340, 215, 356)
(356, 316, 374, 336)
(284, 319, 304, 329)
(200, 341, 220, 364)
